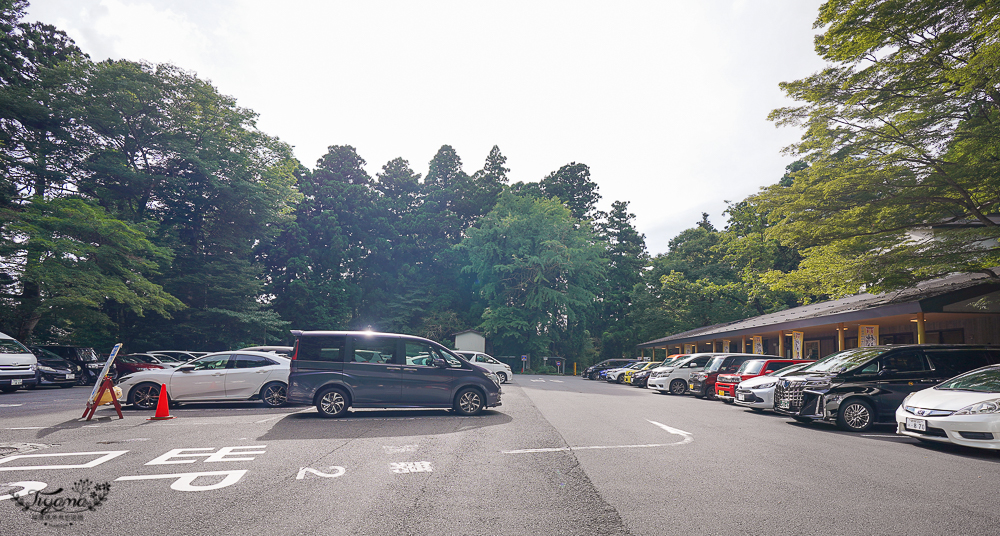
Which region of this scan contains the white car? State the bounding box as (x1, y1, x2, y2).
(647, 353, 715, 395)
(0, 331, 36, 392)
(606, 361, 647, 383)
(896, 365, 1000, 450)
(454, 351, 513, 383)
(116, 351, 290, 409)
(733, 362, 814, 411)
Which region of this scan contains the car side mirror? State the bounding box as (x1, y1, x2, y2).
(764, 370, 774, 374)
(177, 364, 195, 371)
(433, 359, 448, 368)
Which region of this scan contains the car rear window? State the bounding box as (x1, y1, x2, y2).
(296, 336, 346, 361)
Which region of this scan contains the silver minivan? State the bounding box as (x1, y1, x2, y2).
(0, 331, 37, 392)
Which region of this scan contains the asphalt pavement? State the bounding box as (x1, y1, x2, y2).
(1, 377, 999, 535)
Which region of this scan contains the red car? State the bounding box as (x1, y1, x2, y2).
(715, 358, 814, 403)
(113, 353, 172, 379)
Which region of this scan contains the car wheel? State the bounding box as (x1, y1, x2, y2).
(496, 371, 508, 384)
(316, 387, 349, 418)
(454, 387, 485, 416)
(75, 374, 88, 386)
(129, 382, 162, 410)
(837, 398, 875, 432)
(669, 379, 687, 395)
(589, 372, 600, 380)
(260, 382, 287, 407)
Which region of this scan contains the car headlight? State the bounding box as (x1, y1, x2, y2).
(804, 380, 830, 389)
(752, 381, 776, 390)
(954, 399, 1000, 415)
(902, 392, 915, 406)
(488, 372, 500, 387)
(37, 365, 56, 373)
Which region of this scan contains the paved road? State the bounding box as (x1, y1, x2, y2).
(1, 377, 999, 535)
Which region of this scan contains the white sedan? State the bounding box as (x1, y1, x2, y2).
(896, 365, 1000, 450)
(116, 351, 289, 409)
(733, 362, 814, 411)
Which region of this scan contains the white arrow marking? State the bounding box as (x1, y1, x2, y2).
(504, 421, 693, 453)
(646, 420, 694, 445)
(530, 379, 546, 382)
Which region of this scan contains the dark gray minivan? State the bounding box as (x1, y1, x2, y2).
(287, 331, 502, 418)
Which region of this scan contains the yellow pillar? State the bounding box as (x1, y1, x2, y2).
(917, 313, 926, 344)
(838, 323, 845, 351)
(778, 330, 785, 357)
(741, 335, 746, 353)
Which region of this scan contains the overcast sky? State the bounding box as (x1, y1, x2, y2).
(26, 0, 827, 254)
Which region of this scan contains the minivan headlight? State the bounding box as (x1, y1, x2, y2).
(954, 399, 1000, 415)
(753, 381, 776, 390)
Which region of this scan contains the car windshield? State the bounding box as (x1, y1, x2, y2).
(799, 347, 886, 373)
(31, 347, 64, 360)
(629, 362, 646, 369)
(737, 360, 767, 375)
(0, 339, 29, 354)
(936, 367, 1000, 393)
(704, 357, 727, 373)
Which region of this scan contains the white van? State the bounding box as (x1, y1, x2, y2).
(0, 331, 37, 392)
(454, 351, 514, 384)
(646, 353, 716, 395)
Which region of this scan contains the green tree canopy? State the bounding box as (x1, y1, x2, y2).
(765, 0, 1000, 296)
(461, 191, 605, 362)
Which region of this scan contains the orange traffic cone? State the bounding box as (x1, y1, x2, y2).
(147, 383, 175, 420)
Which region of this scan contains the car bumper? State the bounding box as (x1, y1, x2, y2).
(733, 388, 773, 409)
(895, 406, 1000, 449)
(0, 374, 36, 388)
(37, 371, 76, 386)
(648, 378, 667, 390)
(715, 383, 736, 399)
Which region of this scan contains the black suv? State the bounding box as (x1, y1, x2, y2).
(583, 359, 638, 380)
(286, 331, 502, 418)
(773, 344, 1000, 432)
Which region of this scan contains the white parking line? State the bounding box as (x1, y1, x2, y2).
(861, 434, 906, 438)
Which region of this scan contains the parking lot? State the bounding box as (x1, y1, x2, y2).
(2, 376, 999, 536)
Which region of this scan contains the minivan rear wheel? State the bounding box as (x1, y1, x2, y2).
(454, 387, 485, 416)
(316, 387, 349, 418)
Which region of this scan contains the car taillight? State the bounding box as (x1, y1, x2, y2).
(290, 342, 298, 360)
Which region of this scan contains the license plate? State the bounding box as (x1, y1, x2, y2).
(737, 393, 746, 401)
(66, 373, 74, 379)
(906, 418, 927, 432)
(11, 379, 21, 385)
(718, 390, 725, 397)
(778, 399, 790, 410)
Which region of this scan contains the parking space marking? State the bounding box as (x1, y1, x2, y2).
(0, 451, 128, 471)
(116, 470, 247, 491)
(647, 420, 694, 445)
(390, 462, 432, 473)
(382, 445, 418, 454)
(861, 434, 907, 438)
(0, 404, 23, 407)
(530, 379, 546, 382)
(0, 481, 46, 501)
(296, 466, 345, 479)
(4, 427, 43, 430)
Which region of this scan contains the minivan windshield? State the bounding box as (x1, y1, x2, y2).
(704, 356, 727, 373)
(772, 363, 810, 377)
(737, 360, 767, 375)
(799, 347, 887, 373)
(935, 366, 1000, 393)
(0, 339, 29, 354)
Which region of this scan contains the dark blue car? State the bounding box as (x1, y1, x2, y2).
(287, 331, 502, 418)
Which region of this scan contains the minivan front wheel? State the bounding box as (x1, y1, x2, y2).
(669, 379, 687, 396)
(454, 388, 485, 416)
(496, 371, 508, 384)
(316, 387, 349, 418)
(837, 398, 875, 432)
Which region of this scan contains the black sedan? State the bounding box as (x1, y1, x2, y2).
(27, 347, 79, 388)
